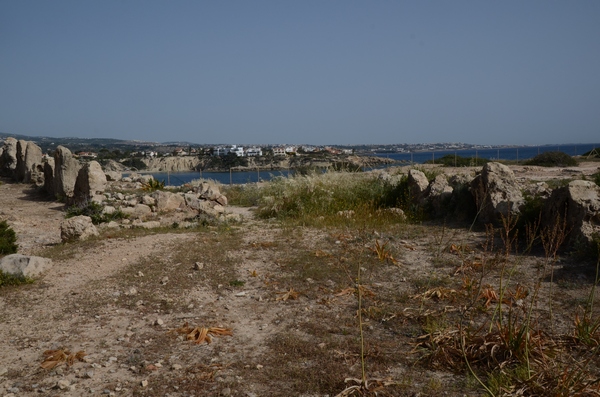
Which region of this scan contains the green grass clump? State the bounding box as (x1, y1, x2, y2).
(223, 184, 262, 207)
(255, 171, 406, 220)
(0, 220, 18, 256)
(0, 271, 33, 287)
(65, 201, 128, 225)
(524, 151, 578, 167)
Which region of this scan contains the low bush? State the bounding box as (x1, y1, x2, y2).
(524, 151, 577, 167)
(581, 147, 600, 158)
(0, 220, 18, 256)
(66, 201, 128, 225)
(425, 154, 488, 167)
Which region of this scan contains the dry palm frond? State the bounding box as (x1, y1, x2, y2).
(170, 322, 233, 344)
(41, 349, 86, 369)
(370, 240, 399, 265)
(276, 288, 300, 301)
(449, 243, 473, 254)
(336, 285, 376, 298)
(335, 377, 401, 397)
(314, 249, 332, 257)
(412, 287, 460, 301)
(479, 285, 499, 307)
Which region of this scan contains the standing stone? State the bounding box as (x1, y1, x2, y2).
(54, 146, 81, 200)
(43, 158, 56, 196)
(71, 161, 107, 205)
(543, 180, 600, 250)
(16, 140, 43, 183)
(0, 137, 18, 178)
(470, 162, 524, 224)
(408, 169, 430, 206)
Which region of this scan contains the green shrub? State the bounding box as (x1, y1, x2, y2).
(141, 178, 165, 191)
(0, 220, 18, 256)
(66, 201, 128, 225)
(425, 154, 488, 167)
(524, 151, 577, 167)
(581, 147, 600, 158)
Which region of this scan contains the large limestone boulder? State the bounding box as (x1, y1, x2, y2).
(70, 161, 107, 205)
(104, 171, 122, 182)
(16, 140, 44, 184)
(120, 204, 152, 218)
(54, 146, 81, 200)
(428, 174, 454, 216)
(543, 180, 600, 250)
(153, 191, 185, 212)
(60, 216, 99, 242)
(470, 162, 524, 224)
(0, 137, 18, 178)
(0, 254, 52, 278)
(408, 169, 429, 206)
(193, 181, 228, 206)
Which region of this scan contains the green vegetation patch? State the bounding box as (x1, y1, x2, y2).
(425, 154, 489, 167)
(0, 271, 33, 287)
(524, 151, 577, 167)
(65, 201, 128, 225)
(0, 220, 18, 256)
(255, 171, 407, 221)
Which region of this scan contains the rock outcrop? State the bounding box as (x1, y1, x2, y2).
(16, 140, 44, 183)
(408, 169, 430, 206)
(53, 146, 81, 200)
(60, 216, 99, 242)
(142, 157, 202, 172)
(0, 254, 52, 278)
(0, 138, 18, 177)
(543, 180, 600, 250)
(470, 162, 524, 224)
(70, 161, 107, 205)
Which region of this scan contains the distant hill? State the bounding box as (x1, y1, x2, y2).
(0, 132, 166, 154)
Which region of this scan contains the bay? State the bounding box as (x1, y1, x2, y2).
(140, 169, 293, 186)
(374, 143, 600, 164)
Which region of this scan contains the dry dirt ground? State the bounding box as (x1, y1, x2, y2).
(0, 163, 599, 397)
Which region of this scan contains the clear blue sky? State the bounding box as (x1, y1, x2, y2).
(1, 1, 599, 145)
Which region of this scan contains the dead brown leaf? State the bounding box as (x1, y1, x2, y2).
(41, 349, 86, 369)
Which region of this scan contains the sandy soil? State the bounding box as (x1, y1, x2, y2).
(0, 162, 599, 396)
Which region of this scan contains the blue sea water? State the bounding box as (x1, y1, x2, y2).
(140, 143, 599, 186)
(373, 143, 600, 165)
(145, 169, 292, 186)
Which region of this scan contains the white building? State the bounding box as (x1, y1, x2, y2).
(245, 147, 262, 157)
(272, 147, 286, 156)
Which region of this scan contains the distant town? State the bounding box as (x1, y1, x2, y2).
(0, 132, 554, 160)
